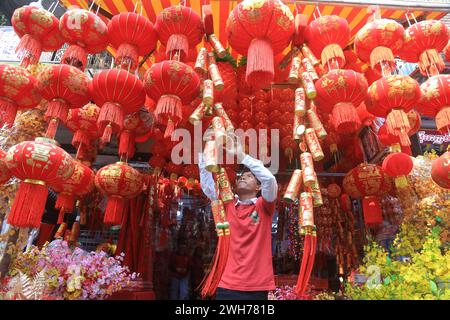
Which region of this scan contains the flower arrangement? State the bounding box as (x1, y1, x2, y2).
(1, 240, 137, 300)
(268, 285, 299, 300)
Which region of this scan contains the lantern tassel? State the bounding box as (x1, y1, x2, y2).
(61, 45, 88, 71)
(104, 196, 126, 225)
(394, 175, 408, 189)
(46, 99, 69, 124)
(72, 130, 91, 148)
(321, 44, 345, 69)
(8, 181, 48, 229)
(98, 101, 125, 143)
(116, 43, 139, 71)
(419, 49, 444, 76)
(166, 34, 189, 60)
(45, 118, 59, 139)
(246, 38, 274, 89)
(362, 196, 382, 227)
(164, 119, 176, 139)
(332, 102, 361, 134)
(16, 34, 42, 68)
(435, 106, 450, 134)
(55, 193, 75, 213)
(386, 109, 411, 146)
(0, 98, 17, 127)
(119, 130, 134, 158)
(369, 46, 395, 73)
(57, 208, 65, 225)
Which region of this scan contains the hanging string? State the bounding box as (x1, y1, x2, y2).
(89, 0, 96, 12)
(48, 1, 56, 12)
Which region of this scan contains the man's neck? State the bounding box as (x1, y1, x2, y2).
(237, 193, 258, 201)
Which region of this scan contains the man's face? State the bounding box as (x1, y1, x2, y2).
(235, 171, 261, 195)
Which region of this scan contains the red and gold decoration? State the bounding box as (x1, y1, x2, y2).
(382, 152, 413, 189)
(431, 151, 450, 189)
(119, 108, 154, 159)
(0, 148, 12, 184)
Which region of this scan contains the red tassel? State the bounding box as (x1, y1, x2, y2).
(101, 124, 113, 144)
(61, 45, 88, 71)
(8, 181, 48, 229)
(300, 233, 317, 298)
(436, 106, 450, 134)
(386, 109, 411, 147)
(155, 95, 182, 124)
(163, 119, 176, 139)
(45, 118, 59, 139)
(104, 196, 126, 226)
(72, 130, 91, 148)
(57, 208, 65, 225)
(332, 103, 361, 134)
(295, 233, 311, 297)
(166, 34, 189, 60)
(98, 101, 125, 142)
(119, 130, 134, 158)
(117, 43, 139, 71)
(246, 38, 274, 89)
(362, 196, 383, 227)
(16, 34, 42, 68)
(45, 100, 69, 123)
(0, 98, 18, 127)
(55, 193, 75, 212)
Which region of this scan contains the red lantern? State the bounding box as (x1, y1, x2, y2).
(0, 64, 42, 127)
(90, 69, 146, 144)
(417, 75, 450, 134)
(356, 102, 375, 127)
(382, 152, 413, 189)
(343, 163, 392, 226)
(327, 183, 341, 199)
(53, 161, 95, 223)
(367, 75, 421, 146)
(36, 64, 91, 139)
(445, 41, 450, 62)
(226, 0, 295, 89)
(0, 149, 12, 184)
(400, 20, 449, 76)
(144, 60, 200, 138)
(315, 69, 367, 134)
(119, 108, 154, 159)
(12, 5, 63, 67)
(5, 138, 75, 228)
(354, 18, 405, 75)
(108, 12, 157, 72)
(149, 154, 166, 176)
(95, 162, 144, 225)
(431, 152, 450, 189)
(377, 124, 412, 155)
(305, 15, 350, 71)
(155, 5, 203, 61)
(59, 8, 108, 70)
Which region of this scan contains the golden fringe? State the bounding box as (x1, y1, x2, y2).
(321, 44, 345, 68)
(419, 49, 445, 76)
(436, 106, 450, 134)
(369, 46, 394, 70)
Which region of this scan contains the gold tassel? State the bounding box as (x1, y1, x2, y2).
(394, 176, 408, 189)
(386, 109, 411, 146)
(369, 46, 394, 70)
(321, 44, 345, 68)
(419, 49, 444, 76)
(436, 106, 450, 133)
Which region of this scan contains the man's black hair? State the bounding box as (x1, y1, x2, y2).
(238, 166, 261, 185)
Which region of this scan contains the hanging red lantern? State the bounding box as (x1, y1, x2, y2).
(366, 75, 421, 146)
(95, 162, 144, 225)
(0, 64, 42, 127)
(90, 68, 146, 144)
(108, 12, 157, 72)
(400, 20, 449, 76)
(354, 18, 405, 75)
(226, 0, 295, 89)
(144, 60, 200, 138)
(149, 154, 166, 176)
(356, 102, 376, 127)
(53, 161, 95, 223)
(377, 124, 412, 155)
(315, 69, 367, 134)
(155, 5, 203, 61)
(36, 64, 91, 139)
(305, 15, 350, 71)
(343, 163, 391, 227)
(327, 183, 341, 199)
(382, 152, 413, 189)
(11, 5, 63, 67)
(445, 41, 450, 62)
(417, 75, 450, 134)
(0, 149, 12, 184)
(59, 8, 108, 70)
(431, 152, 450, 189)
(119, 108, 154, 159)
(5, 138, 75, 228)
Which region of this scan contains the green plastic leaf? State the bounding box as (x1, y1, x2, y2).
(430, 280, 438, 295)
(386, 256, 392, 266)
(384, 277, 390, 285)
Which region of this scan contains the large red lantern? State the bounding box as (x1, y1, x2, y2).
(382, 152, 413, 189)
(108, 12, 157, 71)
(0, 64, 42, 127)
(59, 8, 108, 70)
(155, 5, 203, 61)
(119, 108, 154, 159)
(66, 103, 100, 158)
(53, 161, 95, 223)
(431, 152, 450, 189)
(95, 162, 144, 225)
(0, 149, 12, 184)
(366, 75, 421, 146)
(417, 75, 450, 134)
(377, 124, 412, 155)
(354, 18, 405, 75)
(36, 64, 91, 139)
(5, 138, 74, 228)
(226, 0, 295, 89)
(90, 69, 146, 144)
(400, 20, 449, 76)
(305, 15, 350, 71)
(12, 5, 63, 67)
(315, 69, 368, 134)
(144, 60, 200, 138)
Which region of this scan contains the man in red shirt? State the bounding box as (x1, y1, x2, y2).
(198, 140, 278, 300)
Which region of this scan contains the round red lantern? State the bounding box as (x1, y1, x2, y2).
(366, 75, 421, 146)
(5, 137, 75, 228)
(144, 60, 200, 138)
(12, 5, 63, 67)
(226, 0, 295, 89)
(315, 69, 368, 134)
(0, 149, 12, 184)
(155, 5, 203, 61)
(108, 12, 157, 72)
(59, 8, 108, 70)
(382, 152, 413, 189)
(417, 75, 450, 134)
(356, 102, 375, 127)
(354, 18, 405, 75)
(305, 15, 350, 71)
(431, 152, 450, 189)
(119, 108, 154, 159)
(0, 64, 42, 127)
(327, 183, 341, 199)
(90, 68, 146, 144)
(95, 162, 144, 225)
(36, 64, 91, 139)
(53, 161, 95, 223)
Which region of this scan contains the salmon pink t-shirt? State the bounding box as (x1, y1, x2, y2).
(218, 197, 276, 291)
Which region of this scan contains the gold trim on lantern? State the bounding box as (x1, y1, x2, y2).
(394, 175, 408, 189)
(24, 179, 46, 186)
(35, 137, 60, 146)
(389, 143, 401, 153)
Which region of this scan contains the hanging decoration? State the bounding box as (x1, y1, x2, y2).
(0, 149, 12, 185)
(431, 151, 450, 189)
